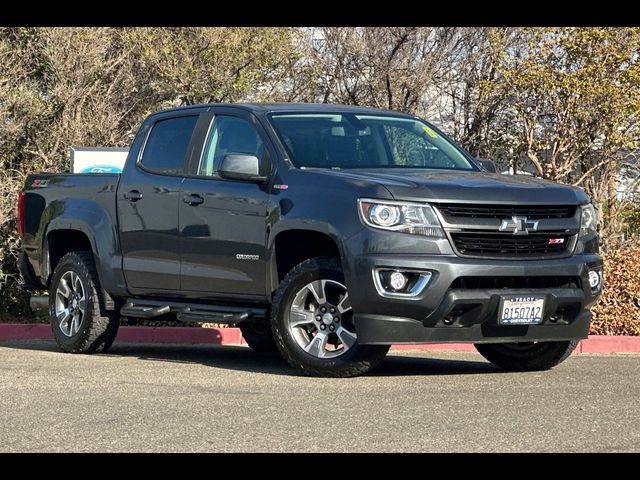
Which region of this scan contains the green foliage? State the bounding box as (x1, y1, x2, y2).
(0, 27, 297, 317)
(122, 27, 298, 104)
(620, 203, 640, 238)
(491, 27, 640, 180)
(489, 27, 640, 246)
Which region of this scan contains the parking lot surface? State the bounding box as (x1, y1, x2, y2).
(1, 340, 639, 452)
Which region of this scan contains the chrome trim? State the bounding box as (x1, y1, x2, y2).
(498, 216, 540, 235)
(372, 268, 432, 298)
(357, 198, 443, 233)
(196, 114, 216, 176)
(431, 204, 580, 260)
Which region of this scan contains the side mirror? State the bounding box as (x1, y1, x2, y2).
(218, 154, 268, 183)
(476, 158, 497, 173)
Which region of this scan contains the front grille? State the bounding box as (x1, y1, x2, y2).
(451, 232, 570, 257)
(450, 276, 581, 290)
(438, 204, 576, 219)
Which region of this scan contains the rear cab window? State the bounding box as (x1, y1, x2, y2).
(140, 115, 199, 175)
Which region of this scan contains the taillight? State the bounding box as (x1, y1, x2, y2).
(17, 191, 25, 237)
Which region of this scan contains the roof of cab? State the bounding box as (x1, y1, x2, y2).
(154, 102, 415, 117)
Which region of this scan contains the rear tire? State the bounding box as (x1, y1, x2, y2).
(474, 340, 578, 371)
(271, 256, 389, 378)
(49, 251, 119, 354)
(239, 320, 277, 352)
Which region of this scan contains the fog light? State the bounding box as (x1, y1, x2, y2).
(373, 269, 432, 298)
(389, 271, 408, 291)
(588, 270, 602, 291)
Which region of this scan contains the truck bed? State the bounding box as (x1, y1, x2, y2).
(21, 173, 121, 289)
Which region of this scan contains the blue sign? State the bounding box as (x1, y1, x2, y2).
(79, 165, 123, 174)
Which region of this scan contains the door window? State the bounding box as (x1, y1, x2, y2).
(198, 116, 265, 177)
(140, 115, 199, 175)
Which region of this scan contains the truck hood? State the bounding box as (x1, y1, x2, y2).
(321, 168, 590, 205)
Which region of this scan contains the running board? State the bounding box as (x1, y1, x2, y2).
(120, 299, 264, 325)
(176, 311, 250, 323)
(120, 304, 170, 318)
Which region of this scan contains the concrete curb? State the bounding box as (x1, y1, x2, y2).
(1, 323, 639, 353)
(0, 324, 245, 345)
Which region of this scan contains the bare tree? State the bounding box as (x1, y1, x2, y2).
(435, 28, 517, 161)
(297, 27, 460, 114)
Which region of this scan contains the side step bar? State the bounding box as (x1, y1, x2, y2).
(176, 311, 250, 323)
(120, 299, 265, 325)
(120, 304, 170, 318)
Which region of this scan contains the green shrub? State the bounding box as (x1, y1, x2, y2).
(620, 203, 640, 241)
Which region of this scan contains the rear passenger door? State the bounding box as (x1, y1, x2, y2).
(118, 114, 199, 294)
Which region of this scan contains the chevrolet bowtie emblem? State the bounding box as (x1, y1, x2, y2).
(499, 215, 539, 235)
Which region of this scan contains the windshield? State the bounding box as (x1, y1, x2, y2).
(269, 113, 477, 171)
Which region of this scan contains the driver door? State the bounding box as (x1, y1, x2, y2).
(179, 111, 272, 299)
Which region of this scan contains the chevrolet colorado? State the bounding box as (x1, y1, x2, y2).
(19, 103, 603, 377)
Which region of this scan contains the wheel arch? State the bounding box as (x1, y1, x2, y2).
(268, 225, 347, 297)
(43, 222, 116, 310)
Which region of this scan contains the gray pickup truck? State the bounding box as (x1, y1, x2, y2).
(18, 103, 603, 377)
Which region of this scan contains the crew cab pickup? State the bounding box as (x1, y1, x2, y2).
(18, 103, 603, 377)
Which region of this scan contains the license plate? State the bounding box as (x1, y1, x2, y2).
(498, 296, 545, 325)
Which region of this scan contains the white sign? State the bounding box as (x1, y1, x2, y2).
(70, 147, 129, 174)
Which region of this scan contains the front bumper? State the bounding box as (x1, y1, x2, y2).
(355, 311, 592, 345)
(345, 253, 602, 345)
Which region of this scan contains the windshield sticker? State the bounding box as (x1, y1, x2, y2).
(423, 126, 439, 138)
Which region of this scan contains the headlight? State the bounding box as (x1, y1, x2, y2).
(358, 198, 444, 238)
(580, 204, 597, 237)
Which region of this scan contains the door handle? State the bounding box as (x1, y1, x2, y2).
(124, 190, 143, 202)
(183, 193, 204, 206)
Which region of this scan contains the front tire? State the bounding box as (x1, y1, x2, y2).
(474, 340, 579, 371)
(49, 251, 119, 354)
(271, 256, 389, 378)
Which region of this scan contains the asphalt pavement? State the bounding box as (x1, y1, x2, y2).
(1, 340, 639, 452)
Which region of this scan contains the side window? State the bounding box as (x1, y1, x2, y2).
(140, 116, 199, 175)
(199, 116, 265, 177)
(383, 125, 457, 169)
